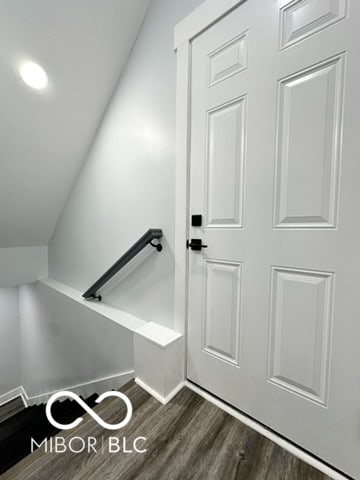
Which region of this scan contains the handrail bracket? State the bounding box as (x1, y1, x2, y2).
(149, 241, 163, 252)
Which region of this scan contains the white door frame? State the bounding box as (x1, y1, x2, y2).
(173, 2, 349, 479)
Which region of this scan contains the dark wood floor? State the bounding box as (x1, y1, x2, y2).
(1, 381, 331, 480)
(0, 397, 24, 424)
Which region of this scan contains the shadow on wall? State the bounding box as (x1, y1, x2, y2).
(0, 287, 20, 395)
(18, 282, 134, 398)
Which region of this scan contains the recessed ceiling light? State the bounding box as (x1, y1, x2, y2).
(19, 62, 48, 90)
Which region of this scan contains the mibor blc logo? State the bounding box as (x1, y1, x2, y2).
(46, 391, 133, 430)
(30, 390, 147, 454)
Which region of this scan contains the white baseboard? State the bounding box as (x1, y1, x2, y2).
(26, 370, 134, 405)
(0, 386, 27, 408)
(0, 370, 134, 408)
(185, 381, 349, 480)
(135, 377, 184, 405)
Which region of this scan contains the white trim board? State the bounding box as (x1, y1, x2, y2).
(40, 278, 146, 332)
(26, 370, 134, 405)
(135, 322, 182, 349)
(0, 370, 134, 407)
(186, 381, 350, 480)
(174, 0, 245, 48)
(0, 386, 27, 408)
(42, 279, 182, 348)
(135, 377, 184, 405)
(174, 40, 191, 339)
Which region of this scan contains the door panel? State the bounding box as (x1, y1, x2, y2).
(187, 0, 360, 477)
(280, 0, 347, 50)
(268, 266, 333, 406)
(274, 54, 344, 228)
(208, 31, 248, 86)
(206, 97, 246, 228)
(202, 259, 242, 366)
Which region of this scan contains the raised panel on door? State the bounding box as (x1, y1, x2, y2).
(206, 96, 246, 228)
(268, 267, 333, 406)
(202, 259, 242, 366)
(274, 54, 344, 229)
(208, 30, 248, 87)
(280, 0, 347, 50)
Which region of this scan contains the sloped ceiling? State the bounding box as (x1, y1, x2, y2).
(0, 0, 150, 247)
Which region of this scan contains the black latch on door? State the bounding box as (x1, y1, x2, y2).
(191, 215, 202, 227)
(186, 239, 208, 251)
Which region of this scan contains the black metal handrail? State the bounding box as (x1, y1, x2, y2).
(82, 228, 163, 301)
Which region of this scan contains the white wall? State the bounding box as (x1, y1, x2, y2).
(49, 0, 204, 329)
(0, 246, 48, 287)
(19, 282, 133, 397)
(0, 288, 20, 394)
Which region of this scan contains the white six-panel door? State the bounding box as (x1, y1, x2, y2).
(187, 1, 360, 477)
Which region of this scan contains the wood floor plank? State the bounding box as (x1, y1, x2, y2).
(75, 387, 205, 480)
(1, 381, 152, 480)
(1, 383, 333, 480)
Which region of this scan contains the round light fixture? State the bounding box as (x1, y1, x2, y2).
(19, 61, 48, 90)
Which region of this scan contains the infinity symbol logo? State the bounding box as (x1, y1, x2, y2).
(46, 391, 133, 431)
